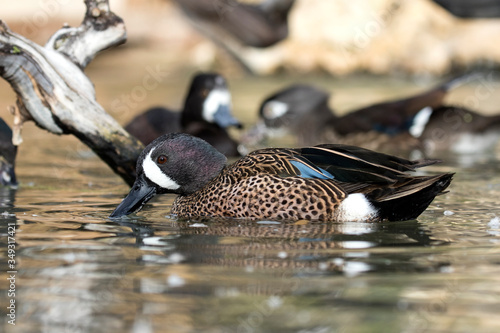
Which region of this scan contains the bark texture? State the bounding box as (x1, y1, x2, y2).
(0, 0, 143, 186)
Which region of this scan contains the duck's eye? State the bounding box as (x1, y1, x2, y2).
(157, 155, 168, 164)
(201, 89, 209, 97)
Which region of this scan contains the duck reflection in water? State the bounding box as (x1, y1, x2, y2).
(111, 216, 450, 276)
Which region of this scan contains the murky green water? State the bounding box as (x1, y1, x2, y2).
(1, 50, 500, 332)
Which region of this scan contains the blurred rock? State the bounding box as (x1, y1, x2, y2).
(239, 0, 500, 75)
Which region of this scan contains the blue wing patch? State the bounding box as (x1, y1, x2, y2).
(290, 160, 334, 180)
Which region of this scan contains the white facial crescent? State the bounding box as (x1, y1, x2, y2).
(142, 148, 180, 190)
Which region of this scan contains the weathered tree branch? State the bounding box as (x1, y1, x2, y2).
(0, 0, 143, 186)
(47, 0, 126, 68)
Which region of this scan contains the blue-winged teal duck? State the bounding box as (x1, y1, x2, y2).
(110, 133, 453, 222)
(125, 72, 242, 157)
(244, 75, 498, 154)
(0, 118, 18, 187)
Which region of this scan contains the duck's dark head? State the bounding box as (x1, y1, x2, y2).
(260, 84, 331, 129)
(110, 133, 227, 218)
(242, 84, 331, 145)
(181, 73, 242, 129)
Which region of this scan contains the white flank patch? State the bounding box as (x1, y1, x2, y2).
(451, 131, 500, 154)
(338, 193, 378, 222)
(409, 106, 433, 138)
(262, 100, 289, 120)
(142, 148, 180, 190)
(203, 89, 231, 122)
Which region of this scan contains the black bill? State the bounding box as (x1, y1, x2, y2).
(109, 175, 157, 218)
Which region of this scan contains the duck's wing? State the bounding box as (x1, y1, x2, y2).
(235, 144, 438, 185)
(294, 144, 439, 184)
(300, 145, 454, 220)
(232, 148, 334, 180)
(298, 145, 453, 221)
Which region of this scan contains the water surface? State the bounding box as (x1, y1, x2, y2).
(1, 54, 500, 332)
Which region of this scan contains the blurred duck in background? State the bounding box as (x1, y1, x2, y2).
(173, 0, 295, 48)
(0, 118, 18, 188)
(417, 105, 500, 154)
(173, 0, 295, 72)
(126, 72, 243, 157)
(432, 0, 500, 18)
(243, 74, 500, 155)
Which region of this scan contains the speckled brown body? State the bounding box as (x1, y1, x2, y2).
(171, 149, 346, 220)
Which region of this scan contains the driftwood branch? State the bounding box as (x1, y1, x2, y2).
(0, 0, 143, 185)
(47, 0, 126, 68)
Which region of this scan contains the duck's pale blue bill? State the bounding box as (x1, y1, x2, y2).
(109, 176, 156, 218)
(213, 104, 242, 129)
